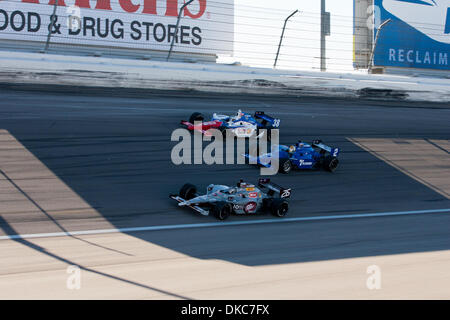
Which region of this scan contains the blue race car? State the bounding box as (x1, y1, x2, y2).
(183, 110, 280, 140)
(244, 140, 340, 174)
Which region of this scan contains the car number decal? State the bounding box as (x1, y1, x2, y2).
(281, 189, 291, 198)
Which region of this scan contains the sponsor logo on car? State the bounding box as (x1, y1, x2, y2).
(298, 160, 313, 166)
(244, 202, 257, 213)
(233, 204, 242, 210)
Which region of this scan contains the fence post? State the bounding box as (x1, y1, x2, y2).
(43, 0, 59, 53)
(368, 19, 391, 73)
(320, 0, 331, 72)
(274, 10, 299, 69)
(167, 0, 195, 62)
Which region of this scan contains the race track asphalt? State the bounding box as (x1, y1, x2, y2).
(0, 86, 449, 299)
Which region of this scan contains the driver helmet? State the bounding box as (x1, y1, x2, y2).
(288, 145, 296, 153)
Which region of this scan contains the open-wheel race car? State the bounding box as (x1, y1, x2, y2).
(170, 179, 291, 220)
(243, 140, 340, 174)
(180, 110, 280, 140)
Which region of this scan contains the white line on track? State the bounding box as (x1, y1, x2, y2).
(1, 208, 449, 241)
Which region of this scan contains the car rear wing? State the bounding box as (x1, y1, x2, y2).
(258, 178, 291, 199)
(254, 111, 280, 128)
(312, 141, 340, 157)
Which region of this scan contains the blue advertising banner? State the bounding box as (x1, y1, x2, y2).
(373, 0, 449, 70)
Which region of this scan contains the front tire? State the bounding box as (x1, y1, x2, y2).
(279, 158, 293, 174)
(179, 183, 197, 200)
(212, 202, 232, 220)
(270, 199, 289, 217)
(323, 155, 339, 172)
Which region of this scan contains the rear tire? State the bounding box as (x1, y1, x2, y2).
(323, 155, 339, 172)
(189, 112, 204, 124)
(279, 158, 292, 174)
(270, 199, 289, 217)
(179, 183, 197, 200)
(212, 202, 232, 220)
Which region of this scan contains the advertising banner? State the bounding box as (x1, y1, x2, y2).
(373, 0, 449, 70)
(0, 0, 234, 55)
